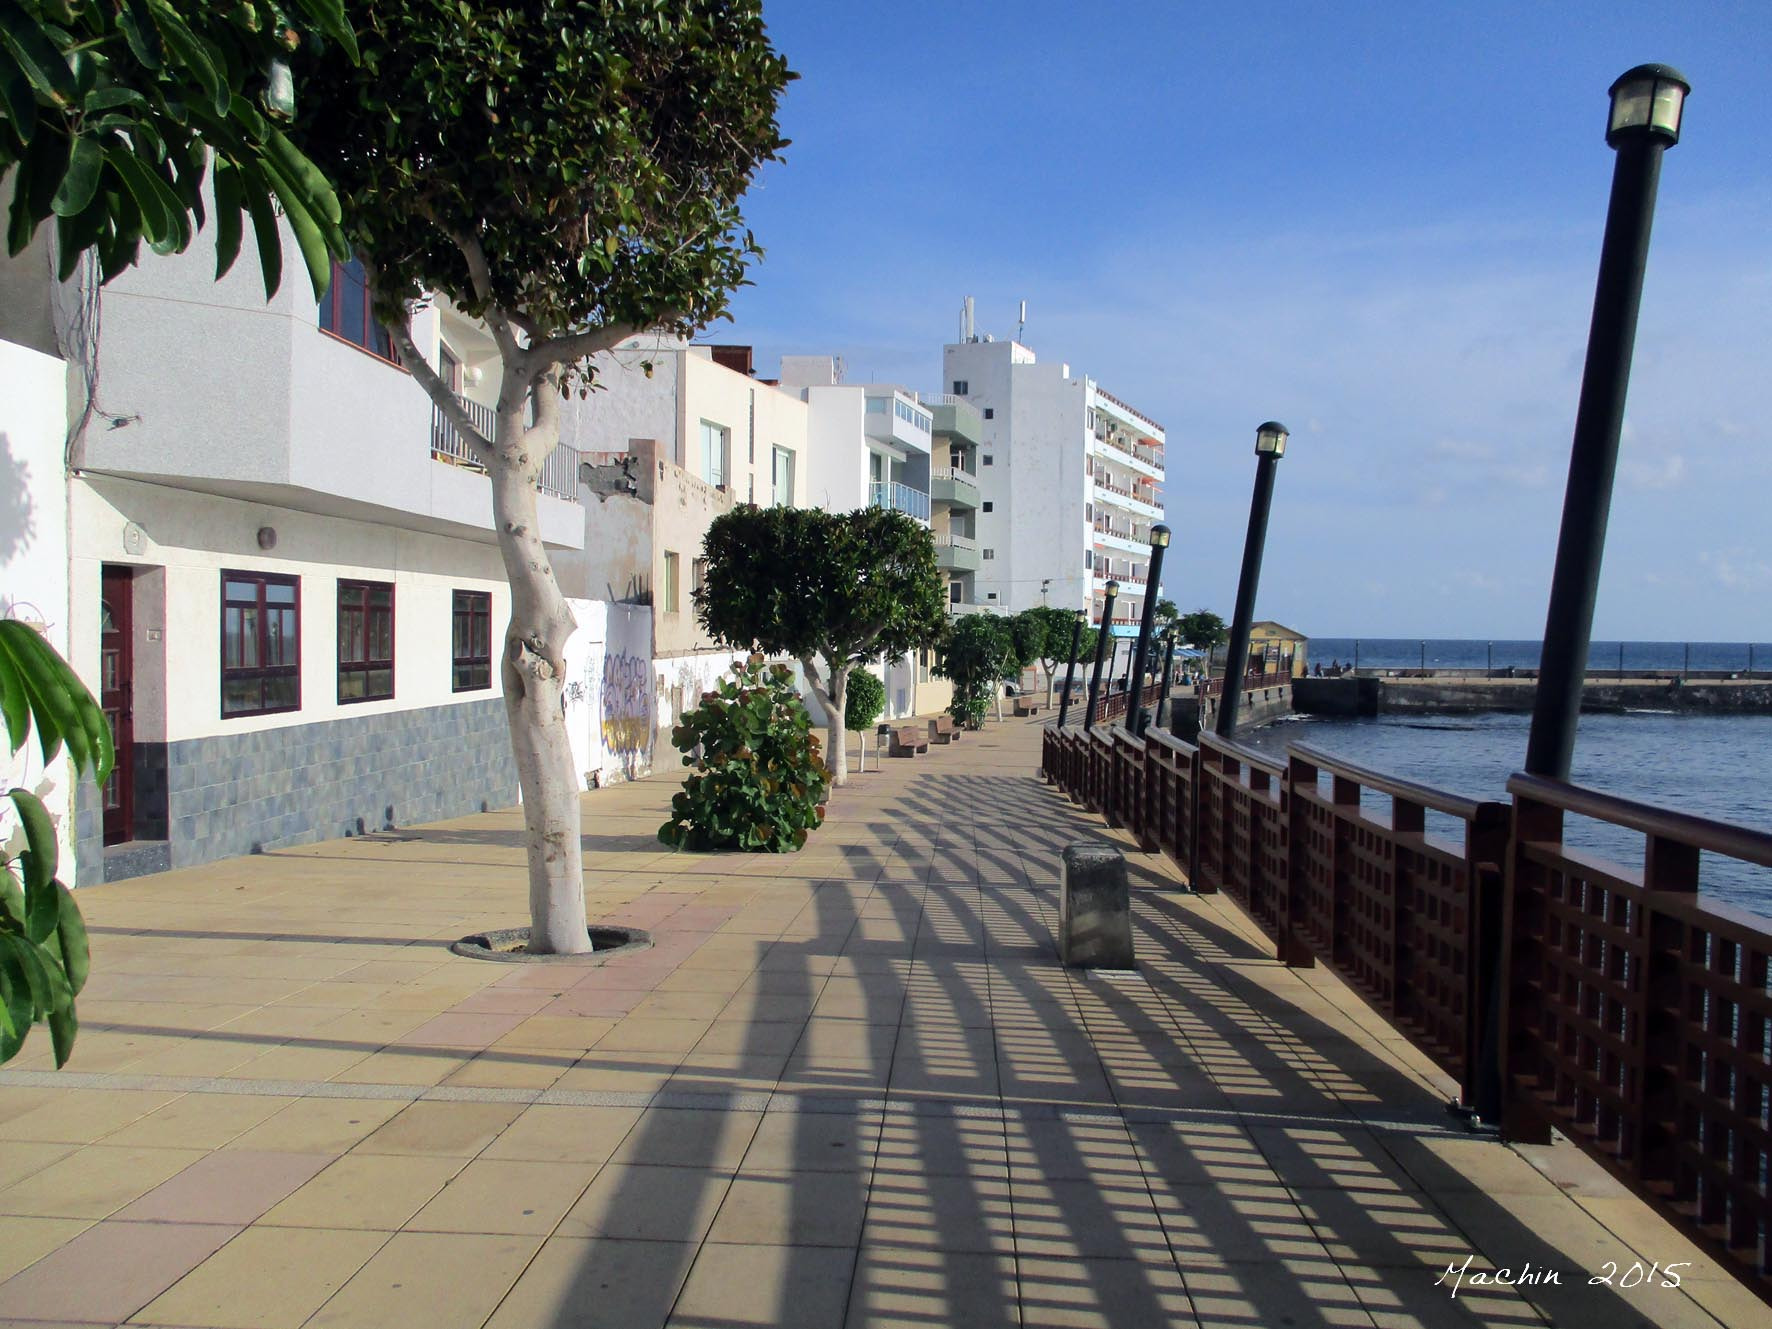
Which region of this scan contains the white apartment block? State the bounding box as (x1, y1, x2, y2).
(0, 215, 743, 884)
(553, 341, 810, 743)
(941, 329, 1166, 629)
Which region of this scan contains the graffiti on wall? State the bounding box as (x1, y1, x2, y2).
(601, 652, 651, 757)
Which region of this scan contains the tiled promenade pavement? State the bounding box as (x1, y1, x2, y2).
(0, 718, 1764, 1328)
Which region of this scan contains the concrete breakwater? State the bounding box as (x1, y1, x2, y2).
(1295, 674, 1772, 717)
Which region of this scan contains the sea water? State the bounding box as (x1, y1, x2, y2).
(1309, 637, 1770, 675)
(1238, 709, 1772, 918)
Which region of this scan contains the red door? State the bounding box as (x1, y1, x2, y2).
(101, 566, 133, 844)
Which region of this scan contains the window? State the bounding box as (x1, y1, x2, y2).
(699, 421, 729, 487)
(983, 454, 994, 466)
(452, 590, 492, 692)
(691, 556, 707, 600)
(771, 446, 795, 506)
(986, 592, 998, 601)
(982, 548, 996, 561)
(919, 649, 931, 682)
(982, 501, 993, 513)
(337, 580, 394, 703)
(221, 571, 300, 716)
(983, 408, 994, 420)
(439, 344, 463, 393)
(317, 258, 397, 363)
(1086, 503, 1093, 522)
(950, 582, 963, 604)
(952, 379, 968, 394)
(1086, 551, 1094, 569)
(663, 551, 680, 613)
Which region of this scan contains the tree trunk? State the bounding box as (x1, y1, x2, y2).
(800, 655, 850, 787)
(489, 393, 590, 955)
(1044, 659, 1057, 708)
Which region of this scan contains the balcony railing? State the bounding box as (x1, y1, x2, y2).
(929, 465, 977, 482)
(868, 480, 930, 522)
(431, 396, 582, 502)
(936, 532, 978, 552)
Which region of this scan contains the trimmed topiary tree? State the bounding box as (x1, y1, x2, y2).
(658, 656, 828, 853)
(937, 614, 1011, 730)
(843, 669, 885, 773)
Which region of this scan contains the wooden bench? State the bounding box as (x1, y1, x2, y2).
(1012, 696, 1042, 717)
(927, 715, 961, 745)
(888, 725, 929, 757)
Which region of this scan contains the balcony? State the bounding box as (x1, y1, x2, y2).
(1091, 473, 1163, 520)
(1087, 429, 1165, 481)
(431, 396, 582, 501)
(1092, 519, 1149, 555)
(869, 480, 931, 522)
(933, 533, 981, 573)
(1092, 569, 1147, 592)
(929, 465, 980, 510)
(919, 394, 984, 448)
(863, 391, 934, 455)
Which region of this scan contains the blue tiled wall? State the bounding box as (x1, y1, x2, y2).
(76, 697, 518, 880)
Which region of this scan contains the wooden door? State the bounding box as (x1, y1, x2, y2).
(100, 565, 133, 844)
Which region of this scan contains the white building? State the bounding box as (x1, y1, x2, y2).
(941, 325, 1167, 630)
(552, 340, 809, 750)
(0, 211, 724, 883)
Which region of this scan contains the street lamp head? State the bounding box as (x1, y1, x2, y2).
(1149, 524, 1171, 549)
(1255, 421, 1289, 458)
(1607, 64, 1689, 147)
(1105, 580, 1120, 595)
(1074, 607, 1087, 620)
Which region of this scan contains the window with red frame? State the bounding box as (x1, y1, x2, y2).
(221, 572, 300, 716)
(318, 258, 397, 363)
(452, 590, 492, 692)
(338, 580, 394, 703)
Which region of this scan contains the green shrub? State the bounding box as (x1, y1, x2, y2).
(658, 656, 829, 852)
(844, 670, 886, 733)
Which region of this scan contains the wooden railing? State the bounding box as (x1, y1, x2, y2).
(1502, 774, 1772, 1289)
(1042, 721, 1772, 1299)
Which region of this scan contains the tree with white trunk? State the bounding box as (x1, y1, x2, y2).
(289, 1, 792, 953)
(694, 506, 947, 787)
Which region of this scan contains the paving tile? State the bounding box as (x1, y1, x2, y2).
(481, 1103, 643, 1163)
(0, 1219, 239, 1324)
(707, 1170, 869, 1248)
(261, 1154, 466, 1230)
(1179, 1257, 1376, 1327)
(607, 1107, 763, 1170)
(484, 1237, 695, 1329)
(0, 1144, 208, 1219)
(4, 1089, 181, 1144)
(103, 1093, 298, 1150)
(303, 1231, 540, 1329)
(0, 1214, 93, 1283)
(1017, 1255, 1196, 1328)
(667, 1241, 855, 1328)
(556, 1163, 736, 1243)
(845, 1247, 1019, 1329)
(116, 1149, 332, 1224)
(353, 1100, 525, 1156)
(741, 1110, 883, 1174)
(223, 1097, 407, 1154)
(406, 1157, 600, 1234)
(132, 1226, 388, 1328)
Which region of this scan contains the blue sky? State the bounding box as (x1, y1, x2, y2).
(722, 1, 1772, 639)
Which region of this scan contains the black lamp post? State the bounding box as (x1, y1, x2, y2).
(1216, 422, 1288, 737)
(1487, 641, 1494, 677)
(1083, 581, 1119, 732)
(1056, 609, 1086, 727)
(1420, 640, 1427, 674)
(1153, 627, 1179, 731)
(1525, 64, 1689, 779)
(1128, 525, 1171, 734)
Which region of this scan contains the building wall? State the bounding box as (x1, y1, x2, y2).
(73, 215, 582, 550)
(0, 339, 75, 875)
(68, 477, 515, 881)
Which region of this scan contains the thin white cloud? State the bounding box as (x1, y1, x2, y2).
(1622, 453, 1687, 491)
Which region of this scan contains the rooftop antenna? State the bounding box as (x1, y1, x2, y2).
(1018, 300, 1026, 343)
(962, 295, 975, 343)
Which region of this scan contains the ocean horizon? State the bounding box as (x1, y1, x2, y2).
(1306, 637, 1771, 674)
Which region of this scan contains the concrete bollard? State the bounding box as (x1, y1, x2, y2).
(1059, 841, 1135, 968)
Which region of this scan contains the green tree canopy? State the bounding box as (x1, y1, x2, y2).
(1017, 605, 1097, 705)
(936, 614, 1011, 730)
(1154, 598, 1178, 627)
(1, 0, 354, 293)
(1177, 609, 1229, 652)
(283, 1, 790, 954)
(844, 670, 885, 734)
(697, 505, 947, 785)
